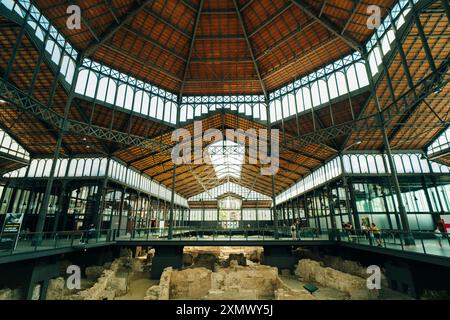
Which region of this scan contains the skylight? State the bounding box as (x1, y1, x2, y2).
(207, 140, 244, 179)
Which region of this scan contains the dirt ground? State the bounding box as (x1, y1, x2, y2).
(115, 273, 158, 300)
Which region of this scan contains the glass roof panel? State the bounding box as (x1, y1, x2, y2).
(207, 140, 245, 180)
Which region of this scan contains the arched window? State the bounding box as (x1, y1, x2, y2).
(168, 102, 177, 124)
(367, 155, 377, 174)
(269, 101, 276, 123)
(123, 85, 134, 110)
(75, 69, 89, 95)
(45, 39, 55, 57)
(302, 87, 312, 110)
(83, 159, 93, 176)
(253, 105, 260, 118)
(318, 80, 329, 104)
(287, 93, 296, 116)
(375, 155, 385, 173)
(34, 24, 44, 41)
(355, 63, 369, 87)
(61, 55, 70, 77)
(75, 159, 85, 176)
(310, 81, 321, 107)
(369, 47, 382, 76)
(35, 160, 45, 178)
(156, 98, 164, 120)
(85, 71, 98, 98)
(180, 105, 187, 122)
(3, 0, 14, 11)
(92, 158, 101, 176)
(410, 154, 422, 173)
(51, 46, 61, 65)
(327, 73, 338, 100)
(116, 84, 127, 107)
(67, 159, 77, 177)
(386, 29, 395, 45)
(245, 104, 252, 116)
(141, 91, 150, 116)
(402, 154, 413, 173)
(96, 77, 109, 102)
(65, 58, 76, 84)
(195, 105, 202, 117)
(396, 13, 406, 29)
(187, 105, 194, 120)
(346, 65, 359, 91)
(336, 72, 348, 96)
(99, 158, 108, 176)
(239, 104, 246, 114)
(394, 155, 404, 173)
(149, 96, 159, 118)
(343, 155, 352, 173)
(281, 95, 290, 118)
(43, 159, 53, 177)
(351, 155, 360, 174)
(274, 99, 282, 121)
(133, 90, 144, 113)
(295, 89, 304, 112)
(102, 78, 115, 104)
(259, 104, 267, 121)
(381, 34, 391, 55)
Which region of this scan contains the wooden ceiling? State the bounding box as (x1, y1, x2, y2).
(33, 0, 396, 95)
(346, 1, 450, 151)
(0, 0, 448, 199)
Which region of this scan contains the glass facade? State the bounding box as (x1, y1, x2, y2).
(274, 152, 450, 232)
(188, 182, 271, 202)
(427, 128, 450, 157)
(3, 157, 188, 207)
(0, 128, 29, 160)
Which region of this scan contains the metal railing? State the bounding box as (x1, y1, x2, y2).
(1, 227, 449, 261)
(337, 229, 450, 258)
(116, 226, 328, 241)
(0, 229, 114, 257)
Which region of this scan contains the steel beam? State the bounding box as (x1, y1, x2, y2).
(233, 0, 268, 100)
(290, 0, 362, 54)
(178, 0, 204, 98)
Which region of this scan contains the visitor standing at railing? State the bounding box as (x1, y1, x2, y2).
(295, 219, 301, 240)
(436, 219, 447, 247)
(361, 221, 369, 240)
(435, 226, 443, 248)
(290, 223, 297, 240)
(83, 224, 96, 244)
(343, 222, 354, 242)
(370, 223, 382, 247)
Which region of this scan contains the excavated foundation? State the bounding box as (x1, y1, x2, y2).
(8, 247, 413, 300)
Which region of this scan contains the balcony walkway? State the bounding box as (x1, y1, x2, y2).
(1, 228, 450, 266)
